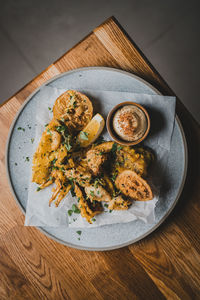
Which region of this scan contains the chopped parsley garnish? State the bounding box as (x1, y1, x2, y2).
(111, 173, 117, 182)
(47, 128, 52, 136)
(68, 210, 73, 216)
(111, 142, 118, 153)
(92, 218, 96, 222)
(45, 123, 49, 127)
(31, 138, 34, 144)
(79, 131, 89, 140)
(48, 107, 52, 111)
(37, 187, 41, 192)
(117, 145, 123, 151)
(72, 204, 80, 214)
(52, 166, 59, 170)
(25, 157, 30, 162)
(90, 190, 95, 197)
(65, 142, 72, 151)
(76, 230, 82, 235)
(56, 122, 72, 151)
(104, 204, 109, 208)
(27, 125, 31, 129)
(17, 127, 25, 132)
(55, 125, 66, 133)
(69, 96, 77, 108)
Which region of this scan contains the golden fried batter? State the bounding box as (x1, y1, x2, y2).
(115, 170, 153, 201)
(53, 90, 93, 132)
(32, 89, 155, 224)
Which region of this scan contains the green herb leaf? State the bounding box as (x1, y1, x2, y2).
(90, 190, 95, 197)
(47, 128, 52, 136)
(37, 187, 41, 192)
(55, 125, 65, 133)
(65, 143, 72, 151)
(68, 210, 73, 216)
(117, 145, 123, 151)
(72, 204, 80, 214)
(25, 157, 30, 162)
(111, 173, 117, 182)
(48, 107, 52, 111)
(17, 127, 25, 132)
(76, 230, 82, 235)
(104, 204, 109, 208)
(111, 143, 118, 153)
(79, 131, 89, 140)
(69, 96, 77, 108)
(92, 218, 96, 222)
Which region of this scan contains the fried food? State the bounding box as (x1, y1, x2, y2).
(74, 184, 102, 223)
(65, 167, 92, 186)
(93, 141, 114, 152)
(32, 89, 155, 224)
(115, 170, 153, 201)
(108, 196, 132, 210)
(53, 90, 93, 132)
(85, 184, 111, 202)
(86, 149, 107, 175)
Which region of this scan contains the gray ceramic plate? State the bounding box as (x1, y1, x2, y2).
(6, 67, 187, 251)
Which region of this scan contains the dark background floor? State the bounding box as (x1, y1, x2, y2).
(0, 0, 199, 123)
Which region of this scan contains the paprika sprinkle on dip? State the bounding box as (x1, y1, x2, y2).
(113, 105, 147, 142)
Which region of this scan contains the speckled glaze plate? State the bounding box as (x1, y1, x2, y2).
(6, 67, 187, 251)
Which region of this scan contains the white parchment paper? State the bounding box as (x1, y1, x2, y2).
(25, 86, 176, 227)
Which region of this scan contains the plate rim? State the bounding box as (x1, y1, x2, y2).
(5, 66, 188, 251)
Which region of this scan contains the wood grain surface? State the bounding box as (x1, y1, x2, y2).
(0, 17, 200, 300)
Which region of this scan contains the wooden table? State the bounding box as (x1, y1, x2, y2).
(0, 17, 200, 300)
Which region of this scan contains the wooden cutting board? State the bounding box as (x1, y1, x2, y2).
(0, 17, 200, 299)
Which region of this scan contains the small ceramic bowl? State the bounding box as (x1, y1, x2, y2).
(106, 101, 150, 146)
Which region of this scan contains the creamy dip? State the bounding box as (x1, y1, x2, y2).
(113, 105, 147, 142)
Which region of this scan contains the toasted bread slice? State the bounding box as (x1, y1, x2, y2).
(115, 170, 153, 201)
(53, 90, 93, 131)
